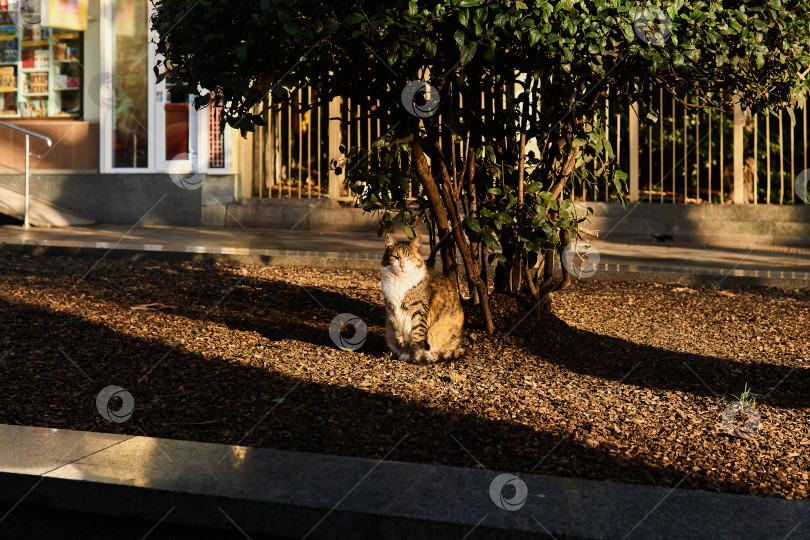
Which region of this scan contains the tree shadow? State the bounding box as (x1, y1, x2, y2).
(2, 255, 806, 411)
(0, 299, 766, 505)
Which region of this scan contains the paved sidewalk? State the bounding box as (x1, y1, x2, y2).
(2, 423, 809, 539)
(1, 224, 809, 288)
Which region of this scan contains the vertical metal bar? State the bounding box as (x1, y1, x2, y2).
(307, 88, 312, 199)
(719, 110, 724, 204)
(605, 99, 609, 201)
(23, 135, 30, 229)
(659, 88, 664, 203)
(298, 90, 303, 198)
(753, 114, 758, 205)
(328, 96, 343, 201)
(672, 98, 676, 203)
(794, 103, 807, 184)
(802, 103, 807, 182)
(707, 108, 711, 203)
(788, 107, 796, 204)
(317, 99, 322, 198)
(779, 110, 784, 204)
(648, 123, 652, 202)
(628, 102, 638, 202)
(683, 103, 688, 202)
(287, 103, 292, 198)
(356, 102, 361, 163)
(695, 99, 699, 201)
(733, 98, 744, 204)
(616, 110, 622, 202)
(766, 114, 772, 204)
(367, 101, 371, 173)
(258, 122, 264, 199)
(275, 108, 283, 198)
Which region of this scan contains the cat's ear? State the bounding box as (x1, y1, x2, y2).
(384, 233, 397, 248)
(410, 234, 422, 252)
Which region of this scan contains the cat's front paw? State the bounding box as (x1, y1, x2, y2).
(411, 349, 438, 364)
(399, 352, 411, 363)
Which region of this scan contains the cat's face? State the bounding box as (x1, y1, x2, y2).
(382, 234, 425, 277)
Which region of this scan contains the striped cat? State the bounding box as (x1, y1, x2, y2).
(381, 233, 464, 363)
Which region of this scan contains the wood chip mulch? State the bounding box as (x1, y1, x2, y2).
(0, 252, 808, 500)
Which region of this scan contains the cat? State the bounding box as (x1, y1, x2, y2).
(381, 233, 464, 364)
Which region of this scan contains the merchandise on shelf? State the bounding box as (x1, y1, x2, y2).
(53, 42, 66, 60)
(20, 98, 46, 118)
(4, 44, 18, 63)
(24, 71, 47, 93)
(33, 48, 48, 68)
(0, 66, 15, 88)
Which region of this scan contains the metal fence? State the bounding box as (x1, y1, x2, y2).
(246, 88, 809, 206)
(597, 91, 807, 205)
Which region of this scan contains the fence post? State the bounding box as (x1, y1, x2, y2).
(23, 135, 30, 229)
(328, 96, 343, 204)
(733, 96, 745, 204)
(628, 102, 639, 202)
(240, 118, 254, 199)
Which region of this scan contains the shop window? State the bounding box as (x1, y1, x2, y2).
(112, 0, 147, 168)
(0, 1, 83, 118)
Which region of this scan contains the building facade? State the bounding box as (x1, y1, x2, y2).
(0, 0, 242, 226)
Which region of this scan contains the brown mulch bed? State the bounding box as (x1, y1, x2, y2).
(0, 252, 808, 500)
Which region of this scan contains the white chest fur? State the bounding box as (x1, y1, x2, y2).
(381, 266, 425, 338)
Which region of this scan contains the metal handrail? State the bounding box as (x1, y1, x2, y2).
(0, 121, 53, 147)
(0, 121, 53, 229)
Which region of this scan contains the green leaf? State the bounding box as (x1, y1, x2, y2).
(344, 12, 365, 24)
(236, 45, 247, 61)
(403, 223, 415, 239)
(460, 42, 477, 64)
(525, 182, 543, 194)
(463, 216, 481, 232)
(494, 211, 513, 228)
(425, 40, 437, 57)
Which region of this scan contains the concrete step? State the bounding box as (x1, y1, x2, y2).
(0, 185, 95, 227)
(1, 424, 809, 539)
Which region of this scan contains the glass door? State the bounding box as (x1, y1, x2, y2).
(111, 0, 149, 168)
(156, 72, 198, 176)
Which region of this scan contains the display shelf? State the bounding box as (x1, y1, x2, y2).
(0, 15, 83, 119)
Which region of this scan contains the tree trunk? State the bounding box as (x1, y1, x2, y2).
(411, 135, 457, 279)
(411, 134, 494, 335)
